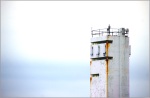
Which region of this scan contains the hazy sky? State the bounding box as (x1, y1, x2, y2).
(1, 1, 149, 97)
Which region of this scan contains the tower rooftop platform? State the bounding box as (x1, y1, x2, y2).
(91, 25, 129, 37)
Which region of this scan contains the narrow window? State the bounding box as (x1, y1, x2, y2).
(90, 46, 93, 56)
(96, 45, 100, 56)
(91, 73, 99, 77)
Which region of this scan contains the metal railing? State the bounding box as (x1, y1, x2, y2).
(91, 25, 129, 37)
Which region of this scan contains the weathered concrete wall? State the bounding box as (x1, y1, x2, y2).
(90, 35, 130, 98)
(90, 60, 107, 97)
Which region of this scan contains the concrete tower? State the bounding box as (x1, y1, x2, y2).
(90, 25, 131, 98)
